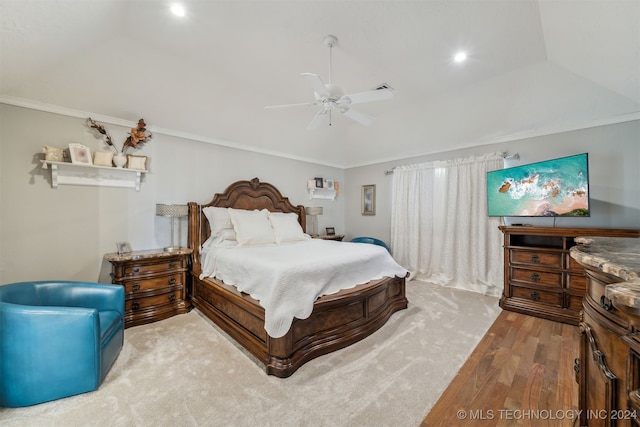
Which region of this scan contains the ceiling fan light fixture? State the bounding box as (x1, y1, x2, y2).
(265, 34, 393, 129)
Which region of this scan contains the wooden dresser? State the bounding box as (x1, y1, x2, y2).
(571, 236, 640, 426)
(499, 226, 639, 325)
(104, 248, 192, 328)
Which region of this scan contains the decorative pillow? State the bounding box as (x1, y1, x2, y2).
(202, 206, 235, 248)
(127, 154, 147, 171)
(269, 212, 309, 244)
(228, 208, 275, 246)
(42, 145, 65, 162)
(93, 151, 114, 167)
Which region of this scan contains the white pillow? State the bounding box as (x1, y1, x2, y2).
(201, 228, 237, 249)
(228, 208, 276, 246)
(202, 206, 235, 248)
(269, 212, 309, 244)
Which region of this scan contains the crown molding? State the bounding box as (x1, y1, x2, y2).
(0, 95, 344, 169)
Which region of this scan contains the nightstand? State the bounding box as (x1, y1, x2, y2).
(315, 234, 345, 241)
(104, 248, 192, 328)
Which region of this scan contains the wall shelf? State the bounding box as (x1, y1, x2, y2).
(307, 178, 339, 200)
(308, 187, 337, 200)
(42, 161, 147, 191)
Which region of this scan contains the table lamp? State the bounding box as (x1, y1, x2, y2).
(155, 203, 188, 251)
(305, 206, 323, 237)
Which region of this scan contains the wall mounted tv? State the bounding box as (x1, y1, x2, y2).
(487, 153, 590, 217)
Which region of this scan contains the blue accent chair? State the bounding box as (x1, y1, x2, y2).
(350, 236, 392, 253)
(0, 281, 124, 407)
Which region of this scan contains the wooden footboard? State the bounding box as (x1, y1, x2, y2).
(191, 273, 407, 377)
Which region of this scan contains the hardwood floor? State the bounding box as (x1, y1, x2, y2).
(421, 310, 579, 427)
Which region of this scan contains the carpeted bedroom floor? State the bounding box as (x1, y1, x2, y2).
(0, 281, 500, 427)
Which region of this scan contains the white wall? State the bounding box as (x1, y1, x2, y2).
(0, 105, 345, 283)
(2, 104, 638, 284)
(344, 120, 640, 244)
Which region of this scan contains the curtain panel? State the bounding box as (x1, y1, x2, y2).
(390, 153, 504, 296)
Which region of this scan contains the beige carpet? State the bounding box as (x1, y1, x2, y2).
(0, 281, 500, 427)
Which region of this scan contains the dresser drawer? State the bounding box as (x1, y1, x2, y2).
(567, 273, 587, 292)
(126, 289, 182, 312)
(511, 267, 562, 287)
(123, 259, 185, 277)
(511, 285, 562, 307)
(123, 273, 183, 294)
(511, 250, 562, 268)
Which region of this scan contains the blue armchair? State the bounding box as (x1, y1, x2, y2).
(350, 236, 392, 253)
(0, 281, 124, 407)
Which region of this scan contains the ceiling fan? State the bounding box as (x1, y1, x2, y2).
(265, 35, 394, 129)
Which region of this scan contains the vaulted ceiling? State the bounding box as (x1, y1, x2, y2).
(1, 0, 638, 167)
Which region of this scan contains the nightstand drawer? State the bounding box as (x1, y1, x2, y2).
(126, 289, 182, 312)
(511, 286, 562, 307)
(123, 259, 185, 277)
(123, 273, 183, 294)
(511, 268, 562, 287)
(511, 250, 562, 268)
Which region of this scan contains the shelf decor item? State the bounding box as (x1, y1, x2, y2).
(68, 143, 92, 165)
(87, 117, 152, 168)
(156, 203, 189, 252)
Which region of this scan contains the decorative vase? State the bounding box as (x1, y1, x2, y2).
(113, 153, 127, 168)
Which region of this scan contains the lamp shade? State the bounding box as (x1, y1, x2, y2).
(155, 204, 188, 217)
(305, 206, 323, 216)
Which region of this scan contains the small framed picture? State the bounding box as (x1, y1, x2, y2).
(362, 184, 376, 216)
(116, 242, 132, 255)
(326, 227, 335, 236)
(69, 143, 92, 165)
(315, 177, 324, 188)
(326, 179, 334, 190)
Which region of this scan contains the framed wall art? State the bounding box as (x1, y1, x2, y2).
(361, 184, 376, 215)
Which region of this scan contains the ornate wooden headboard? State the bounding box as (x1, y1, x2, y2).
(187, 177, 306, 275)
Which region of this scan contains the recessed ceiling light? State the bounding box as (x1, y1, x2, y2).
(170, 3, 186, 17)
(454, 51, 467, 63)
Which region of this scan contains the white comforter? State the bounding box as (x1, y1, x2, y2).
(200, 239, 408, 338)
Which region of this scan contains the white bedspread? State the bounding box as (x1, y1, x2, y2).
(200, 239, 408, 338)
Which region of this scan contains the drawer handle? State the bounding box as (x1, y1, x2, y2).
(133, 267, 140, 273)
(168, 262, 176, 269)
(132, 283, 140, 292)
(169, 277, 177, 285)
(600, 295, 613, 311)
(132, 301, 140, 310)
(530, 254, 540, 263)
(531, 291, 540, 301)
(169, 294, 176, 302)
(530, 272, 540, 282)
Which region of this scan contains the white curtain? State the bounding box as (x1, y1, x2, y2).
(390, 153, 504, 296)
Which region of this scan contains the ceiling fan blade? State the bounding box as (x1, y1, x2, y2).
(307, 109, 329, 130)
(341, 107, 374, 126)
(265, 101, 317, 110)
(302, 73, 331, 98)
(343, 88, 394, 105)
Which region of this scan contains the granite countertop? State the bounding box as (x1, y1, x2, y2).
(104, 248, 192, 262)
(571, 236, 640, 315)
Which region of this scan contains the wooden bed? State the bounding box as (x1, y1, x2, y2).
(187, 177, 407, 377)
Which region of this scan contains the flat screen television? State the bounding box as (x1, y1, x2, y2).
(487, 153, 590, 217)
